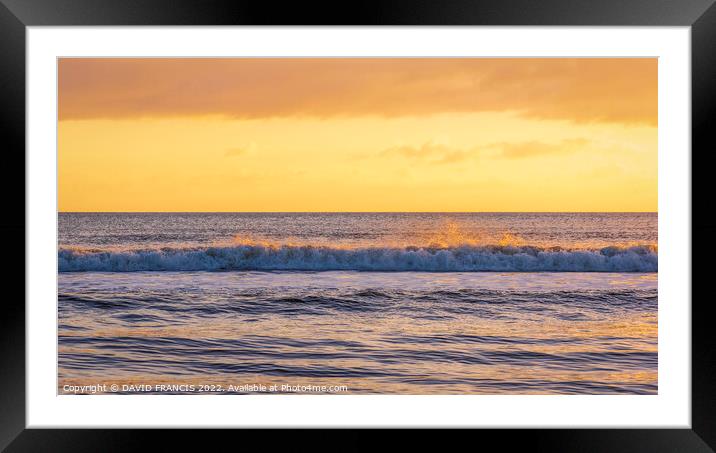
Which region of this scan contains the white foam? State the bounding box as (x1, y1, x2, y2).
(58, 244, 658, 272)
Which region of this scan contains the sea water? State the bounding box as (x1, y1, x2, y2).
(58, 212, 657, 394)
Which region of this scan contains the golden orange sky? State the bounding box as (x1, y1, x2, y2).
(58, 58, 657, 212)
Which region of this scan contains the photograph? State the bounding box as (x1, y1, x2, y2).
(57, 57, 658, 396)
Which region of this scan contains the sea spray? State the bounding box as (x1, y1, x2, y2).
(58, 243, 657, 272)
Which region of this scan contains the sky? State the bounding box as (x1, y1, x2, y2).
(58, 58, 657, 212)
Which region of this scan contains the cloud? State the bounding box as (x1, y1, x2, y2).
(224, 148, 247, 157)
(224, 142, 259, 157)
(380, 138, 591, 163)
(492, 138, 590, 159)
(58, 58, 657, 125)
(381, 142, 477, 164)
(383, 142, 454, 159)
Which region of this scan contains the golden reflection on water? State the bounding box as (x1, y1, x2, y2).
(59, 304, 657, 394)
(223, 219, 658, 252)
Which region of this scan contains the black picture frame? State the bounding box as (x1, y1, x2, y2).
(2, 0, 714, 450)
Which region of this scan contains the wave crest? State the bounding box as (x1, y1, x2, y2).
(58, 243, 657, 272)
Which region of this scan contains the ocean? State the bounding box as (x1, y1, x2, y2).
(58, 212, 657, 395)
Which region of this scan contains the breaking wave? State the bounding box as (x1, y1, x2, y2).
(58, 243, 658, 272)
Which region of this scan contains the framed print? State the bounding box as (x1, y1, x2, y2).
(3, 0, 715, 450)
